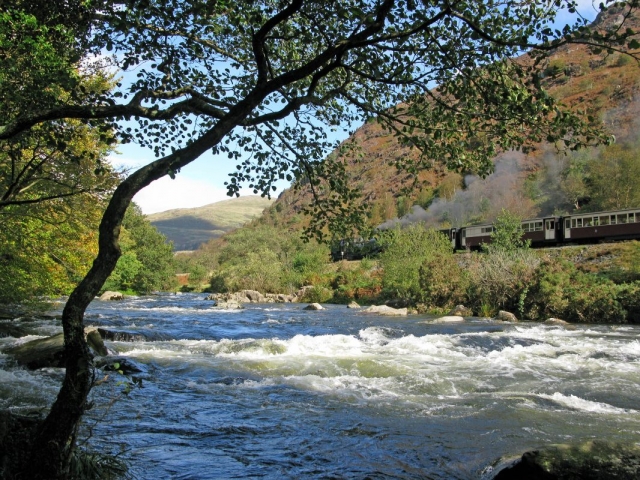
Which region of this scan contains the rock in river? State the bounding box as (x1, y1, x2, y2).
(362, 305, 408, 316)
(99, 291, 124, 301)
(495, 310, 518, 322)
(5, 328, 108, 369)
(493, 440, 640, 480)
(303, 303, 324, 310)
(432, 315, 465, 323)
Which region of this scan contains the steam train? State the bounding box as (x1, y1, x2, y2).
(331, 207, 640, 261)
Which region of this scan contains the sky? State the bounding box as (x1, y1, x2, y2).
(108, 0, 603, 215)
(110, 144, 258, 214)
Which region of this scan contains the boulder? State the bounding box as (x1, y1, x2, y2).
(303, 303, 324, 310)
(214, 300, 244, 309)
(448, 305, 473, 316)
(239, 289, 265, 303)
(99, 291, 124, 301)
(433, 315, 465, 323)
(494, 441, 640, 480)
(96, 328, 171, 343)
(5, 328, 107, 369)
(208, 291, 297, 304)
(495, 310, 518, 322)
(86, 329, 109, 356)
(362, 305, 408, 316)
(347, 301, 361, 309)
(544, 317, 571, 327)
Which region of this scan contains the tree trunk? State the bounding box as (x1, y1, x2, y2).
(22, 110, 247, 478)
(25, 200, 125, 478)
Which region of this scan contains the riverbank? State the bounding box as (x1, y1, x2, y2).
(185, 242, 640, 324)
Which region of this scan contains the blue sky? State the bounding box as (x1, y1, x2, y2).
(108, 1, 603, 215)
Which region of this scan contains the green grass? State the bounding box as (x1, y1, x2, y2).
(147, 196, 273, 251)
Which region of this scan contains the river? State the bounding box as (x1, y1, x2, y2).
(1, 294, 640, 479)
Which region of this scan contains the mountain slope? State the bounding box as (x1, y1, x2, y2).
(266, 10, 640, 232)
(148, 195, 273, 251)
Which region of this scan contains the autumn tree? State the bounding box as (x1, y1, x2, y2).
(586, 141, 640, 210)
(1, 1, 639, 477)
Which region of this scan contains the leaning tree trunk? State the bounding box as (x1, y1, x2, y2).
(25, 183, 132, 478)
(23, 110, 249, 478)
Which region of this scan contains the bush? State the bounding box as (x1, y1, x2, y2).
(298, 285, 333, 303)
(378, 224, 453, 304)
(330, 260, 382, 303)
(418, 251, 469, 309)
(220, 249, 284, 293)
(525, 259, 628, 323)
(466, 249, 540, 316)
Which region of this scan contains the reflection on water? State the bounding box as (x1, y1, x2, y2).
(1, 294, 640, 479)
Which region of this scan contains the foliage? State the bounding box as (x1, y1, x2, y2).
(0, 9, 117, 211)
(104, 204, 177, 294)
(418, 251, 468, 311)
(524, 258, 630, 323)
(3, 1, 635, 240)
(484, 209, 530, 254)
(204, 223, 331, 294)
(0, 204, 101, 304)
(378, 224, 453, 303)
(585, 142, 640, 211)
(330, 260, 382, 303)
(466, 249, 541, 316)
(559, 138, 640, 212)
(298, 285, 334, 303)
(220, 249, 285, 293)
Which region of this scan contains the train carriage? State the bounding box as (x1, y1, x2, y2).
(563, 208, 640, 243)
(460, 216, 560, 250)
(459, 224, 494, 250)
(332, 207, 640, 261)
(522, 216, 560, 246)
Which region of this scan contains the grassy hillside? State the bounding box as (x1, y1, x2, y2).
(148, 195, 273, 251)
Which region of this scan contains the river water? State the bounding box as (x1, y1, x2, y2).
(1, 294, 640, 479)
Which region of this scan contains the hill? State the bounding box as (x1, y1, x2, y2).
(148, 195, 273, 251)
(264, 7, 640, 233)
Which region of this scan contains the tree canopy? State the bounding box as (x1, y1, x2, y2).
(2, 1, 640, 477)
(3, 1, 639, 237)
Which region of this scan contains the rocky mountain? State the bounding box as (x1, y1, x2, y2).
(148, 195, 273, 251)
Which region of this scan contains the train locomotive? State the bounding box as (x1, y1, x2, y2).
(331, 207, 640, 260)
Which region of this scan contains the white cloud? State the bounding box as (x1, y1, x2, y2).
(133, 176, 234, 214)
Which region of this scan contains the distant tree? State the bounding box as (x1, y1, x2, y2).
(103, 204, 177, 294)
(560, 151, 591, 210)
(586, 142, 640, 210)
(2, 1, 639, 477)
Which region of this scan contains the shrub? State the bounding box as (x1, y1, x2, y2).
(418, 251, 469, 309)
(525, 259, 628, 323)
(466, 249, 540, 315)
(299, 285, 333, 303)
(378, 224, 453, 304)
